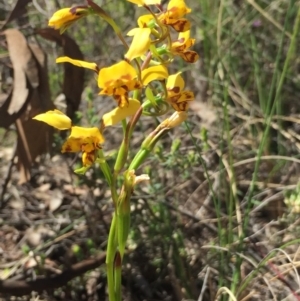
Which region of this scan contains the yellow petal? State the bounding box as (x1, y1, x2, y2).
(48, 8, 75, 28)
(127, 0, 161, 6)
(178, 91, 194, 102)
(62, 126, 104, 153)
(176, 30, 190, 45)
(82, 151, 96, 166)
(56, 56, 98, 71)
(167, 72, 185, 91)
(102, 99, 141, 126)
(167, 0, 191, 19)
(171, 101, 190, 111)
(172, 31, 194, 50)
(142, 65, 169, 85)
(48, 7, 89, 30)
(33, 109, 71, 130)
(125, 28, 151, 61)
(98, 60, 137, 89)
(138, 14, 155, 28)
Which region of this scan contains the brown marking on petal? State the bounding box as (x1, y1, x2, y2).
(114, 94, 129, 107)
(95, 143, 102, 150)
(171, 19, 190, 32)
(177, 91, 194, 103)
(172, 86, 181, 94)
(181, 102, 188, 111)
(167, 87, 180, 94)
(63, 145, 72, 152)
(174, 44, 186, 52)
(120, 74, 132, 81)
(185, 94, 192, 99)
(114, 94, 121, 105)
(182, 51, 199, 63)
(122, 85, 129, 92)
(175, 101, 188, 111)
(134, 82, 142, 89)
(82, 151, 96, 166)
(114, 86, 129, 96)
(119, 95, 129, 107)
(167, 94, 180, 105)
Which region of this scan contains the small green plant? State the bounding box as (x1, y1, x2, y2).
(32, 1, 198, 300)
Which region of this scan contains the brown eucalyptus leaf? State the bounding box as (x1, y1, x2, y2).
(16, 43, 55, 184)
(3, 29, 37, 114)
(36, 28, 85, 119)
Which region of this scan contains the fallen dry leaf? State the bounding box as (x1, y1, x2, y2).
(16, 38, 55, 183)
(0, 29, 34, 128)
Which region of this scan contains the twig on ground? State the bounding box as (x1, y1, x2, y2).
(0, 253, 106, 296)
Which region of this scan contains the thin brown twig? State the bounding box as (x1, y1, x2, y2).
(0, 253, 106, 296)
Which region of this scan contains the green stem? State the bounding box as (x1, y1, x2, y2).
(97, 149, 112, 186)
(106, 213, 118, 301)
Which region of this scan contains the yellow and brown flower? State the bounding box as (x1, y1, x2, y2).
(33, 110, 104, 167)
(166, 72, 194, 111)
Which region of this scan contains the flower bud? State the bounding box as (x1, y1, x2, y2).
(160, 111, 187, 129)
(48, 7, 90, 33)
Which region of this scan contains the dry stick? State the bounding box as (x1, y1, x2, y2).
(0, 253, 106, 296)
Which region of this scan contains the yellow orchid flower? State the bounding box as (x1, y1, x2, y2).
(127, 0, 161, 6)
(98, 61, 142, 107)
(48, 7, 90, 33)
(61, 126, 104, 153)
(125, 28, 152, 61)
(33, 110, 104, 167)
(102, 99, 141, 126)
(166, 72, 194, 111)
(56, 57, 98, 72)
(159, 0, 191, 32)
(171, 30, 199, 63)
